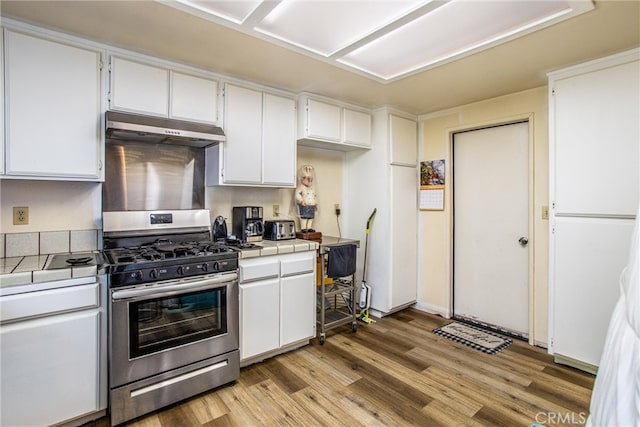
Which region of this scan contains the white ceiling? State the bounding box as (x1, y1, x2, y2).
(1, 0, 638, 115)
(165, 0, 594, 82)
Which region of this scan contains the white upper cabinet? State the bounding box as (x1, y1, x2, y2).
(298, 94, 372, 151)
(262, 93, 297, 186)
(207, 83, 296, 187)
(551, 55, 639, 216)
(389, 114, 417, 166)
(171, 72, 219, 124)
(221, 83, 263, 184)
(3, 29, 104, 181)
(305, 98, 342, 142)
(109, 57, 169, 116)
(343, 108, 372, 147)
(109, 55, 219, 125)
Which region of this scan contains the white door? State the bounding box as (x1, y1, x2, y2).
(453, 122, 529, 336)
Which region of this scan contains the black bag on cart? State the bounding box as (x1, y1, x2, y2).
(326, 244, 357, 278)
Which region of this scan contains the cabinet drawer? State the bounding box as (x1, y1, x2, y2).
(280, 252, 315, 277)
(0, 282, 99, 323)
(239, 258, 280, 283)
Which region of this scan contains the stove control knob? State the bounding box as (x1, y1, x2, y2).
(212, 261, 220, 272)
(177, 266, 185, 276)
(201, 263, 209, 272)
(134, 271, 143, 281)
(149, 269, 159, 279)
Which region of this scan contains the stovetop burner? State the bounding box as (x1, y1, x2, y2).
(106, 240, 236, 265)
(105, 239, 239, 288)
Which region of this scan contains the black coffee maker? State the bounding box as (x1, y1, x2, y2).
(232, 206, 264, 242)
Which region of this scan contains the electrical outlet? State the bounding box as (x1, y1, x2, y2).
(334, 203, 341, 216)
(273, 204, 280, 217)
(13, 207, 29, 225)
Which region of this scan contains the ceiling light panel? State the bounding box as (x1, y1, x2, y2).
(339, 0, 577, 80)
(255, 0, 426, 57)
(175, 0, 263, 24)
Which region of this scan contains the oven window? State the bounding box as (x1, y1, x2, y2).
(129, 288, 227, 358)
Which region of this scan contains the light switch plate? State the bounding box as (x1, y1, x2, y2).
(542, 205, 549, 220)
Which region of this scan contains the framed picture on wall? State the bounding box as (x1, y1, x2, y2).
(420, 159, 445, 210)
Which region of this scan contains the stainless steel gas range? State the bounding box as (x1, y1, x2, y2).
(103, 210, 240, 426)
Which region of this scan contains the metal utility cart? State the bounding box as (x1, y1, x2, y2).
(317, 236, 359, 345)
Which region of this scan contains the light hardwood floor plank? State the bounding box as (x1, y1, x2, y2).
(86, 308, 594, 427)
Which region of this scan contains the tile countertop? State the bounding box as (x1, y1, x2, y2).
(0, 251, 103, 291)
(239, 239, 320, 259)
(0, 239, 320, 292)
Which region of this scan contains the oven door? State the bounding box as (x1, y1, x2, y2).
(109, 272, 238, 388)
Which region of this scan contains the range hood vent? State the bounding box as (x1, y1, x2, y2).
(106, 111, 225, 147)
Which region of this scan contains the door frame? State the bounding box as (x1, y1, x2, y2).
(448, 113, 536, 344)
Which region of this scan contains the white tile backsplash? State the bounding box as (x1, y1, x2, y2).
(2, 230, 100, 258)
(40, 231, 70, 254)
(5, 233, 39, 257)
(70, 230, 98, 252)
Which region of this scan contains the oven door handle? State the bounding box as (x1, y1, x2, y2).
(111, 272, 238, 301)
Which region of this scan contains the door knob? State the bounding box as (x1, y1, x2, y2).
(518, 237, 529, 246)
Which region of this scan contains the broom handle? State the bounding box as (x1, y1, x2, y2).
(362, 209, 377, 282)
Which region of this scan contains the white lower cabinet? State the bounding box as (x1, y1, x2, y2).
(239, 251, 315, 364)
(240, 277, 280, 359)
(281, 271, 316, 345)
(0, 280, 106, 426)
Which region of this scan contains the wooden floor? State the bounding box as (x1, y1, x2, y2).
(89, 308, 595, 427)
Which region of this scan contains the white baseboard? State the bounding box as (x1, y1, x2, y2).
(412, 301, 451, 318)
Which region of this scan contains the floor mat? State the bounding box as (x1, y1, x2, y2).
(433, 321, 512, 354)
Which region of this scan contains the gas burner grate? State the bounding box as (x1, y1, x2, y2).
(105, 240, 238, 267)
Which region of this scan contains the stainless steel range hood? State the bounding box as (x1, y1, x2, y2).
(106, 111, 225, 147)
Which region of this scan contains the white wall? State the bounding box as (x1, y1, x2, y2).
(0, 180, 102, 232)
(418, 86, 549, 346)
(205, 146, 345, 237)
(0, 147, 346, 239)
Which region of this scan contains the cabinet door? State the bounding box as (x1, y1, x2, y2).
(280, 272, 315, 346)
(239, 278, 279, 360)
(306, 98, 341, 142)
(390, 165, 417, 309)
(0, 310, 100, 426)
(110, 56, 169, 116)
(4, 30, 102, 179)
(343, 108, 372, 147)
(170, 71, 219, 124)
(552, 217, 633, 366)
(553, 60, 639, 216)
(389, 114, 417, 166)
(263, 93, 296, 186)
(223, 84, 262, 184)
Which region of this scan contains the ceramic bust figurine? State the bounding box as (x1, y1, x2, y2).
(295, 164, 317, 231)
